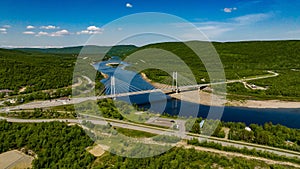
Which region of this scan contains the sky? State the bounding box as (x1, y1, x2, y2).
(0, 0, 300, 47)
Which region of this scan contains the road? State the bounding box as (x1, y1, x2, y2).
(181, 71, 279, 90)
(2, 71, 279, 111)
(1, 114, 299, 159)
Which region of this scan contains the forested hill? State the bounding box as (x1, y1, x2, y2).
(0, 45, 137, 93)
(0, 48, 75, 92)
(132, 40, 300, 100)
(138, 40, 300, 80)
(1, 41, 300, 99)
(16, 45, 138, 56)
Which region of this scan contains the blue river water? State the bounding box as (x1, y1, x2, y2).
(95, 57, 300, 129)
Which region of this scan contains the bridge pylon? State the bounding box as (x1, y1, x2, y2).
(110, 76, 116, 99)
(172, 71, 179, 93)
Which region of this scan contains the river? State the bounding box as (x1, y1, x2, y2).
(95, 57, 300, 129)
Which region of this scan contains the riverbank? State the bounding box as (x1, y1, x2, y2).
(100, 72, 109, 79)
(141, 72, 300, 109)
(227, 99, 300, 109)
(171, 90, 300, 109)
(141, 73, 173, 89)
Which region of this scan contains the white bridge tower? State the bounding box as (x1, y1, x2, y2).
(110, 76, 116, 99)
(172, 71, 179, 93)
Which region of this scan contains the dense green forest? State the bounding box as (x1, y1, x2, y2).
(187, 139, 300, 165)
(186, 117, 300, 152)
(2, 88, 72, 106)
(0, 45, 136, 94)
(0, 108, 76, 119)
(0, 120, 95, 168)
(0, 48, 75, 92)
(133, 41, 300, 100)
(17, 45, 137, 56)
(92, 147, 293, 169)
(1, 120, 295, 169)
(1, 41, 300, 100)
(224, 121, 300, 152)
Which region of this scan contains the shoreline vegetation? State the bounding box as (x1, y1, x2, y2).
(141, 72, 300, 109)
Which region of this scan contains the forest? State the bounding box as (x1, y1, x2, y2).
(133, 41, 300, 100)
(0, 120, 95, 168)
(0, 45, 136, 94)
(1, 41, 300, 100)
(186, 117, 300, 152)
(224, 121, 300, 152)
(0, 49, 75, 92)
(0, 108, 77, 119)
(187, 139, 300, 165)
(92, 147, 293, 169)
(1, 120, 295, 169)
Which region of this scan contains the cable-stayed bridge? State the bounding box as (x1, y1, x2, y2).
(96, 71, 279, 99)
(97, 71, 209, 99)
(2, 71, 278, 112)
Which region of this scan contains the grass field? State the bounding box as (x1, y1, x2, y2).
(115, 127, 157, 138)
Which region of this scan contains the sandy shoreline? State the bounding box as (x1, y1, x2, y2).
(100, 72, 109, 79)
(227, 99, 300, 109)
(141, 73, 300, 109)
(172, 90, 300, 109)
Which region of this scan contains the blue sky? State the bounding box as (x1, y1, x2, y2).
(0, 0, 300, 47)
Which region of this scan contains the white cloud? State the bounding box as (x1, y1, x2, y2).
(77, 26, 103, 35)
(26, 25, 35, 29)
(233, 13, 272, 24)
(40, 25, 59, 29)
(87, 26, 101, 31)
(197, 26, 233, 38)
(36, 31, 49, 36)
(117, 27, 123, 31)
(36, 29, 70, 37)
(23, 31, 35, 35)
(2, 25, 11, 28)
(50, 29, 70, 37)
(126, 3, 133, 8)
(224, 7, 237, 13)
(0, 28, 7, 34)
(174, 12, 272, 40)
(77, 30, 90, 34)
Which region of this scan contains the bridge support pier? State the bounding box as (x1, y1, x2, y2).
(111, 76, 116, 99)
(172, 72, 180, 93)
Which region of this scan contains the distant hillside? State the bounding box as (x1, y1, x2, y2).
(0, 48, 75, 92)
(15, 45, 138, 56)
(0, 45, 137, 92)
(1, 41, 300, 100)
(134, 40, 300, 100)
